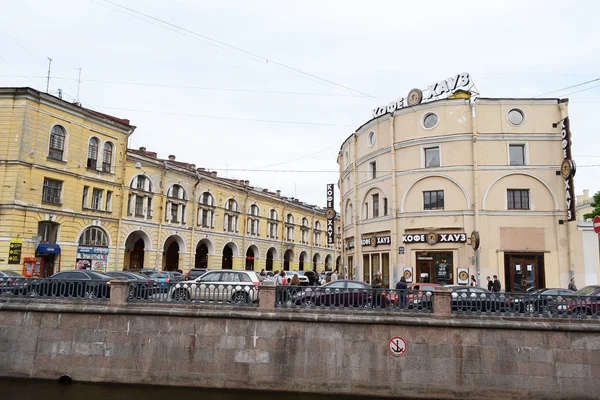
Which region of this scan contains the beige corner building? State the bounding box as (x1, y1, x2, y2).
(338, 75, 588, 291)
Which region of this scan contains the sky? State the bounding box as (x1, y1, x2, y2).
(1, 0, 599, 208)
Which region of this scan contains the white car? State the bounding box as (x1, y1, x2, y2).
(169, 270, 261, 303)
(284, 271, 310, 286)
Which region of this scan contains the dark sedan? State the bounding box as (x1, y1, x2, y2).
(448, 286, 506, 313)
(557, 285, 600, 317)
(105, 271, 158, 299)
(509, 288, 574, 313)
(0, 270, 28, 296)
(292, 280, 387, 308)
(27, 270, 111, 299)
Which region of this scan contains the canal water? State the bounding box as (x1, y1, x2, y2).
(0, 378, 389, 400)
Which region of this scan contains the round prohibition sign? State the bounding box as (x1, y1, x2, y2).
(388, 337, 407, 357)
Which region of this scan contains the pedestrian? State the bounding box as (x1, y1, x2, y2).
(280, 270, 288, 285)
(331, 269, 338, 282)
(568, 276, 577, 291)
(469, 275, 477, 287)
(290, 273, 300, 286)
(492, 275, 502, 292)
(372, 271, 383, 289)
(395, 276, 408, 308)
(260, 268, 266, 277)
(486, 276, 493, 291)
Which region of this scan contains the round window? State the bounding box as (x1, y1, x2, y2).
(422, 113, 439, 129)
(507, 109, 525, 126)
(368, 131, 376, 147)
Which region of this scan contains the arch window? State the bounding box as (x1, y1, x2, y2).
(247, 204, 260, 236)
(314, 221, 322, 247)
(285, 213, 295, 242)
(198, 192, 215, 229)
(345, 202, 353, 225)
(301, 217, 309, 244)
(267, 209, 279, 239)
(128, 175, 153, 220)
(102, 142, 113, 172)
(224, 199, 239, 233)
(87, 137, 99, 169)
(48, 125, 66, 161)
(79, 227, 109, 247)
(166, 184, 187, 225)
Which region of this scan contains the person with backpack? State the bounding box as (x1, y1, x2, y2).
(492, 275, 502, 292)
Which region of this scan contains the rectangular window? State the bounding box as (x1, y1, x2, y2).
(37, 222, 58, 243)
(91, 188, 102, 210)
(507, 189, 530, 210)
(82, 186, 89, 209)
(146, 197, 153, 219)
(105, 191, 112, 211)
(423, 190, 444, 210)
(42, 178, 62, 204)
(135, 196, 144, 217)
(424, 146, 440, 168)
(171, 203, 179, 223)
(369, 161, 376, 179)
(372, 194, 379, 218)
(509, 144, 525, 166)
(136, 176, 146, 190)
(383, 197, 388, 216)
(201, 209, 211, 228)
(364, 202, 368, 219)
(181, 205, 186, 224)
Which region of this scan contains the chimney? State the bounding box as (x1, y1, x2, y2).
(190, 164, 196, 170)
(168, 155, 176, 161)
(276, 190, 281, 196)
(211, 171, 217, 177)
(245, 180, 250, 186)
(263, 189, 269, 193)
(139, 147, 146, 152)
(198, 167, 205, 172)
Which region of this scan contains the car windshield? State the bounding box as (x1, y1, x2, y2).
(1, 271, 22, 277)
(151, 273, 169, 279)
(574, 286, 599, 296)
(87, 272, 111, 279)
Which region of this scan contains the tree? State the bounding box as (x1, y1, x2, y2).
(583, 191, 600, 220)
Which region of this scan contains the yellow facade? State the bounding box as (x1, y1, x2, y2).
(0, 87, 340, 275)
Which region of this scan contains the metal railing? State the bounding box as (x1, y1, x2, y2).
(128, 281, 259, 307)
(452, 292, 600, 319)
(0, 278, 110, 300)
(275, 286, 434, 313)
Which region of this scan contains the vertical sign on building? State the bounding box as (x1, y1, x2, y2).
(560, 117, 576, 222)
(8, 238, 22, 264)
(326, 184, 336, 245)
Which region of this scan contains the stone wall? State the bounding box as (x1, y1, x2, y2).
(1, 300, 600, 399)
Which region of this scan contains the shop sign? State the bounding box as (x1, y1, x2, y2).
(76, 246, 109, 272)
(436, 263, 450, 279)
(8, 238, 22, 265)
(372, 73, 471, 118)
(560, 117, 576, 222)
(402, 233, 467, 244)
(361, 236, 391, 247)
(326, 184, 336, 244)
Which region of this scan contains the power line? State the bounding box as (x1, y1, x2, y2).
(92, 104, 355, 127)
(91, 0, 379, 100)
(535, 77, 600, 97)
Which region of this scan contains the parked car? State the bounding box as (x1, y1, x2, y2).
(509, 288, 574, 313)
(150, 272, 180, 292)
(406, 283, 441, 309)
(0, 270, 27, 295)
(185, 268, 209, 281)
(292, 280, 388, 308)
(169, 270, 261, 303)
(130, 268, 158, 278)
(284, 271, 309, 286)
(105, 271, 158, 299)
(447, 285, 505, 312)
(27, 270, 111, 299)
(556, 285, 600, 317)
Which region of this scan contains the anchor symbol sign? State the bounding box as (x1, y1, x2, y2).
(388, 337, 407, 357)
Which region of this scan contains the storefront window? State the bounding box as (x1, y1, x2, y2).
(363, 254, 370, 283)
(382, 253, 390, 287)
(371, 254, 380, 282)
(416, 251, 453, 284)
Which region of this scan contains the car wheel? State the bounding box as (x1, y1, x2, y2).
(575, 308, 588, 318)
(84, 290, 96, 299)
(363, 300, 373, 309)
(525, 303, 535, 313)
(233, 291, 249, 304)
(173, 288, 190, 301)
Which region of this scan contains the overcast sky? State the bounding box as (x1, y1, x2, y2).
(2, 0, 599, 208)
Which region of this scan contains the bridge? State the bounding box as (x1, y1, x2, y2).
(1, 280, 599, 399)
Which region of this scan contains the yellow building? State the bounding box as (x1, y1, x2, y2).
(0, 87, 340, 276)
(338, 74, 588, 290)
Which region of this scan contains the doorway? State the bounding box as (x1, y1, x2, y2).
(416, 252, 453, 285)
(222, 245, 233, 269)
(130, 238, 145, 269)
(245, 247, 255, 271)
(504, 253, 545, 292)
(164, 242, 179, 271)
(266, 248, 274, 271)
(195, 243, 209, 268)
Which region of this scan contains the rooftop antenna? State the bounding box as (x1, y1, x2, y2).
(45, 57, 52, 93)
(75, 68, 82, 103)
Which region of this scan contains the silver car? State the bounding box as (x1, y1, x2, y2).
(169, 270, 260, 303)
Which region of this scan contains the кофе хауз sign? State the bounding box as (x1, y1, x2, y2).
(402, 233, 467, 244)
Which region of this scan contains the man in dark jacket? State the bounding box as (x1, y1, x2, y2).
(492, 275, 502, 292)
(486, 276, 493, 291)
(395, 276, 408, 308)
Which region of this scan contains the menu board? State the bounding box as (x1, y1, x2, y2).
(8, 238, 22, 264)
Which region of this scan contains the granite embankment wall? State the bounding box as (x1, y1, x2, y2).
(1, 298, 600, 399)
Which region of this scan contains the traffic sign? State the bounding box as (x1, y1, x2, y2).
(388, 337, 407, 357)
(594, 216, 600, 234)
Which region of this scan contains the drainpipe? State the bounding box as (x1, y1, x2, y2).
(353, 134, 361, 281)
(114, 135, 133, 271)
(190, 171, 201, 270)
(389, 116, 398, 288)
(471, 100, 481, 283)
(241, 188, 250, 270)
(155, 161, 168, 270)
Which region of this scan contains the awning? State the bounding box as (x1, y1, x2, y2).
(36, 243, 61, 255)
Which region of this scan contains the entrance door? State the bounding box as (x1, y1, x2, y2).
(222, 246, 233, 269)
(505, 254, 544, 292)
(417, 261, 432, 283)
(130, 239, 145, 269)
(164, 242, 179, 271)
